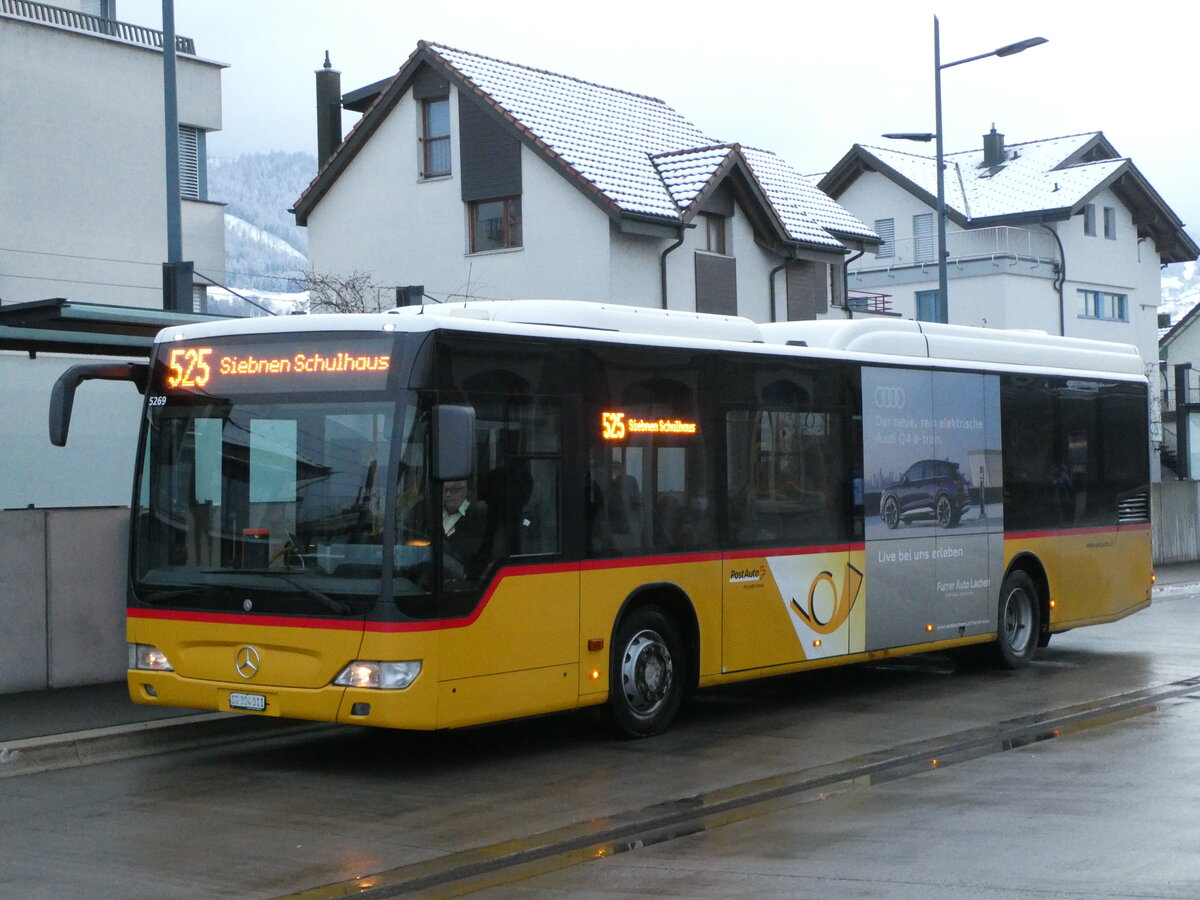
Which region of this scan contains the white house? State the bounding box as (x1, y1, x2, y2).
(293, 41, 878, 322)
(818, 128, 1198, 371)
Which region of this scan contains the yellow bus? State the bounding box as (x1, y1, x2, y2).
(52, 301, 1153, 737)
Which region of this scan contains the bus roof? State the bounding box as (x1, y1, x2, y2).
(159, 300, 1147, 379)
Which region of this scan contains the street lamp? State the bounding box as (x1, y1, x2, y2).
(885, 18, 1046, 319)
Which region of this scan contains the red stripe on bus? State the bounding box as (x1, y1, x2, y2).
(127, 545, 873, 635)
(127, 608, 363, 630)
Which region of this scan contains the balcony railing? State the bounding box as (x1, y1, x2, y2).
(851, 225, 1059, 275)
(1, 0, 195, 53)
(845, 291, 894, 314)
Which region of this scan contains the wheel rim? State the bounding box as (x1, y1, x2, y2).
(621, 628, 673, 717)
(882, 497, 898, 528)
(1002, 587, 1034, 654)
(936, 495, 952, 527)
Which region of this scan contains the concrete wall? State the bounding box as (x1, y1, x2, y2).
(0, 507, 128, 694)
(1153, 481, 1200, 565)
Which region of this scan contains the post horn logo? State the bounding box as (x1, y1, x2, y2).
(235, 646, 261, 679)
(791, 563, 864, 634)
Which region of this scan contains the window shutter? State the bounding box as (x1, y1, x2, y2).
(178, 125, 200, 200)
(913, 214, 934, 262)
(874, 218, 895, 259)
(785, 260, 827, 320)
(695, 253, 737, 316)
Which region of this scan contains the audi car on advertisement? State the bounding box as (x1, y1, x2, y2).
(880, 458, 972, 528)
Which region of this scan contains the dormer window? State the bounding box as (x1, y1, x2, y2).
(421, 97, 451, 178)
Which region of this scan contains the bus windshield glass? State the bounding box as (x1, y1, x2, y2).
(133, 333, 406, 613)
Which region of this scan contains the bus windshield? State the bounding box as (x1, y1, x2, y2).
(134, 397, 401, 613)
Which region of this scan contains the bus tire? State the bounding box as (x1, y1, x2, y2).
(609, 606, 685, 738)
(994, 570, 1040, 668)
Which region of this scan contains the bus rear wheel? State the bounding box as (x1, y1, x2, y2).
(994, 570, 1040, 668)
(609, 606, 685, 738)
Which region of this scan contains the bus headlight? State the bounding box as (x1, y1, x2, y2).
(128, 643, 174, 672)
(333, 660, 421, 690)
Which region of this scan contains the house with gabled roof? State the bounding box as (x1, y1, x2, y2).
(292, 41, 878, 321)
(818, 128, 1198, 371)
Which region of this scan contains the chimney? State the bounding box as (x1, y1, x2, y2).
(315, 51, 342, 165)
(982, 124, 1005, 168)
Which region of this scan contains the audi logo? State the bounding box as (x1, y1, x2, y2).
(235, 646, 261, 679)
(874, 386, 906, 409)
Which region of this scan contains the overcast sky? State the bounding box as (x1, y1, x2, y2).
(120, 0, 1200, 238)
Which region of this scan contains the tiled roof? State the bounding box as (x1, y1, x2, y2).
(852, 132, 1126, 220)
(432, 44, 706, 219)
(296, 42, 876, 250)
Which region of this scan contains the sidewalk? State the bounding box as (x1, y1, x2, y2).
(3, 561, 1198, 778)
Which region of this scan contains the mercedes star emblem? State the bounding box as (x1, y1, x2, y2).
(235, 646, 261, 679)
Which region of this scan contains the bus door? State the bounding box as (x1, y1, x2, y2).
(427, 392, 576, 725)
(722, 395, 862, 673)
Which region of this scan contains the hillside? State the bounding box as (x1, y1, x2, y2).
(209, 151, 315, 291)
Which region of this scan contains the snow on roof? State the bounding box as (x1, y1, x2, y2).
(856, 132, 1126, 219)
(425, 43, 872, 248)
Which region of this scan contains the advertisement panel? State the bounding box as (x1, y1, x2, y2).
(862, 368, 1003, 649)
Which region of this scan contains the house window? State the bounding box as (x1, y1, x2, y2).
(1104, 206, 1117, 240)
(703, 214, 728, 255)
(422, 97, 451, 178)
(913, 214, 934, 263)
(915, 289, 946, 323)
(1083, 204, 1097, 236)
(874, 218, 894, 259)
(1079, 289, 1127, 322)
(469, 197, 522, 252)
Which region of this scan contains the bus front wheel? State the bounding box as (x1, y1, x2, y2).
(609, 606, 685, 738)
(994, 571, 1040, 668)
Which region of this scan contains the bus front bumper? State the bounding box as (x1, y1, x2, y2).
(127, 670, 441, 730)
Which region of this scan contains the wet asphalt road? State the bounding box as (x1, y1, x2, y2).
(3, 579, 1199, 899)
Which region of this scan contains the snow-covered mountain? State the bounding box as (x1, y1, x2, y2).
(209, 151, 314, 292)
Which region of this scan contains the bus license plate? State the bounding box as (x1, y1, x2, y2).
(229, 692, 266, 712)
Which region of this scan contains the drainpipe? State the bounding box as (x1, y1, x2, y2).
(659, 225, 686, 310)
(767, 258, 788, 323)
(1041, 224, 1066, 336)
(842, 250, 864, 319)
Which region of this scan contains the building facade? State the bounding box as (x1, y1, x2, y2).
(0, 0, 227, 509)
(294, 42, 877, 322)
(818, 129, 1197, 370)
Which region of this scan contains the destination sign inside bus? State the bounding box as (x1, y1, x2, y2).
(601, 411, 698, 440)
(157, 336, 393, 394)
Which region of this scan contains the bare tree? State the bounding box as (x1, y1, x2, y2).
(298, 270, 391, 313)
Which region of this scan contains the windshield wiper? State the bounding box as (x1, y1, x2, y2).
(279, 576, 351, 615)
(140, 586, 207, 605)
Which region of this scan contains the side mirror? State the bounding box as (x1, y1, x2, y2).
(50, 362, 148, 447)
(432, 404, 475, 482)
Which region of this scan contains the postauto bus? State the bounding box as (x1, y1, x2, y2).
(51, 301, 1153, 737)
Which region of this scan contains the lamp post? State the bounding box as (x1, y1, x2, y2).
(884, 18, 1046, 319)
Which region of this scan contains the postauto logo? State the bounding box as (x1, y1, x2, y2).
(729, 564, 766, 583)
(874, 385, 906, 410)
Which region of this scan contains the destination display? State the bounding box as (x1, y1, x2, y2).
(154, 336, 394, 395)
(601, 410, 698, 440)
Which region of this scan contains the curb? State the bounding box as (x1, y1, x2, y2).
(0, 712, 334, 779)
